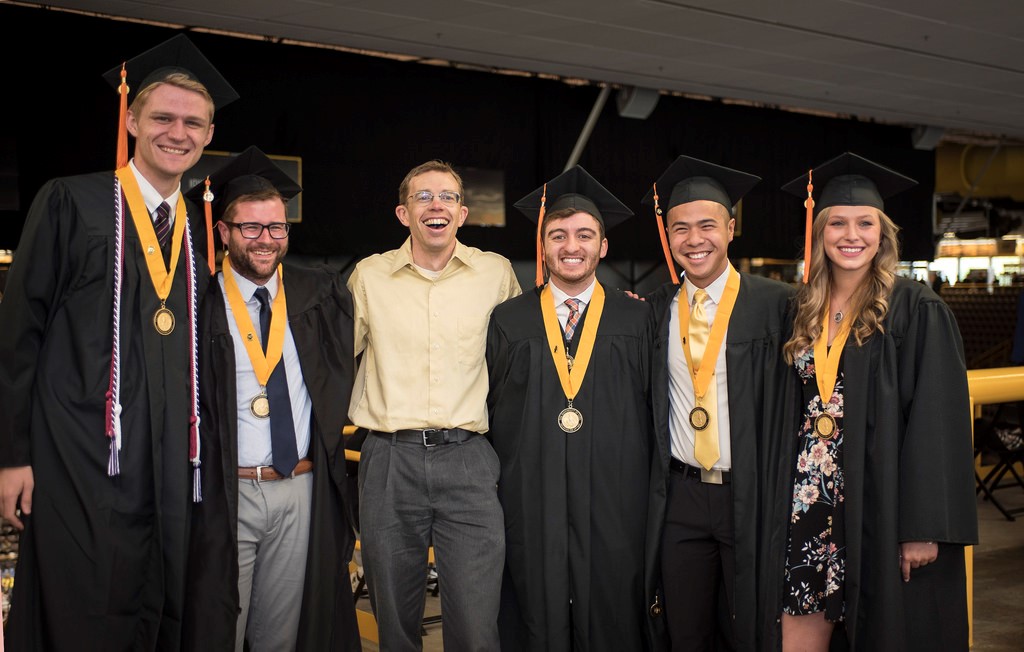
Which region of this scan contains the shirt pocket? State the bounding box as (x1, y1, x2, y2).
(457, 311, 488, 368)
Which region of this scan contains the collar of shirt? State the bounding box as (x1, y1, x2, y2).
(550, 278, 596, 307)
(684, 264, 731, 314)
(550, 278, 595, 330)
(388, 237, 478, 276)
(228, 265, 280, 303)
(128, 159, 181, 222)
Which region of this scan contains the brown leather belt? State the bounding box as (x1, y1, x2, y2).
(238, 459, 313, 482)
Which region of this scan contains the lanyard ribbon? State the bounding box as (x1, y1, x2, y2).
(677, 265, 740, 402)
(540, 283, 605, 401)
(222, 257, 288, 386)
(812, 299, 852, 404)
(114, 167, 186, 302)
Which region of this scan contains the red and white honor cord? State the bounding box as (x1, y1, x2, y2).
(105, 176, 203, 502)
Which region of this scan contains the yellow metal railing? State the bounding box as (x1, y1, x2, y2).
(967, 366, 1024, 646)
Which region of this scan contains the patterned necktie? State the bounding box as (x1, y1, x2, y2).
(690, 289, 721, 470)
(564, 298, 582, 342)
(153, 201, 171, 250)
(254, 287, 299, 477)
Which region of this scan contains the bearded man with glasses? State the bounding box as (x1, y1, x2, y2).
(348, 159, 520, 651)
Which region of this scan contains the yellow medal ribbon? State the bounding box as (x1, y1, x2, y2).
(677, 265, 740, 402)
(812, 298, 852, 407)
(540, 282, 605, 401)
(115, 167, 186, 301)
(222, 257, 288, 386)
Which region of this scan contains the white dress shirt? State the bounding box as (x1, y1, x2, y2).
(219, 268, 312, 467)
(667, 267, 733, 470)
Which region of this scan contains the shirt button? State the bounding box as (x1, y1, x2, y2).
(433, 343, 440, 350)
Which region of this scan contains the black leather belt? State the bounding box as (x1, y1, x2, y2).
(670, 457, 731, 485)
(374, 428, 478, 447)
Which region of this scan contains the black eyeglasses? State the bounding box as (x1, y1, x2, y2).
(408, 190, 462, 206)
(223, 222, 291, 239)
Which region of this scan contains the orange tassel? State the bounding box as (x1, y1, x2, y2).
(203, 177, 215, 276)
(652, 183, 679, 285)
(802, 170, 814, 284)
(116, 63, 129, 169)
(534, 183, 547, 288)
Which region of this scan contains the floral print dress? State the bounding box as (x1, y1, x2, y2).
(783, 347, 846, 621)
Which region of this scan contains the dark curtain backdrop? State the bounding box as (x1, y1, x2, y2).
(1, 4, 936, 265)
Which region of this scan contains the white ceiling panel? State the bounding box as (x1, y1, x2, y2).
(26, 0, 1024, 139)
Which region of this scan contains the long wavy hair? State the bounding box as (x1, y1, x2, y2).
(783, 206, 901, 363)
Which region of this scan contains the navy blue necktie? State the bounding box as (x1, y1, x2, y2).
(254, 287, 299, 476)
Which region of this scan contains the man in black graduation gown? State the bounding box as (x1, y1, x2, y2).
(0, 36, 237, 650)
(641, 156, 794, 651)
(180, 147, 360, 651)
(486, 166, 663, 651)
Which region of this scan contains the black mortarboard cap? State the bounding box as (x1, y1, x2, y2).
(641, 155, 761, 212)
(513, 165, 633, 230)
(781, 152, 917, 212)
(186, 146, 301, 221)
(102, 33, 239, 110)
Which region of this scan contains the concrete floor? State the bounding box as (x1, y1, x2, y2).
(358, 484, 1024, 651)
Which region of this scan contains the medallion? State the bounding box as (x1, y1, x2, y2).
(250, 393, 271, 419)
(558, 406, 583, 433)
(153, 306, 175, 335)
(689, 405, 710, 431)
(814, 413, 837, 440)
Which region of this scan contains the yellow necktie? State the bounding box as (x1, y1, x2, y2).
(690, 289, 720, 470)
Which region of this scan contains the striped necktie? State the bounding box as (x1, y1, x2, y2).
(564, 298, 582, 342)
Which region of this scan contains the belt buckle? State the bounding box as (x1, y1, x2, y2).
(256, 465, 271, 483)
(700, 468, 723, 485)
(421, 429, 442, 447)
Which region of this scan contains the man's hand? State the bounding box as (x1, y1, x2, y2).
(899, 541, 938, 582)
(0, 466, 35, 530)
(624, 290, 646, 301)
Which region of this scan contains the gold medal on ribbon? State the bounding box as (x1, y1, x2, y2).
(811, 294, 852, 439)
(678, 266, 740, 420)
(250, 392, 271, 419)
(814, 413, 837, 440)
(222, 257, 288, 407)
(153, 304, 175, 335)
(558, 405, 583, 433)
(689, 406, 710, 430)
(540, 284, 605, 434)
(115, 168, 187, 336)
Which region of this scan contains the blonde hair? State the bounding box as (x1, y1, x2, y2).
(130, 72, 215, 122)
(783, 206, 901, 363)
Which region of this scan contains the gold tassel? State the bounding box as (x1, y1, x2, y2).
(202, 177, 216, 276)
(116, 63, 129, 169)
(652, 182, 679, 285)
(534, 183, 547, 288)
(802, 170, 814, 284)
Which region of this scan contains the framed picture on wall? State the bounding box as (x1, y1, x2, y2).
(462, 167, 505, 227)
(185, 150, 303, 223)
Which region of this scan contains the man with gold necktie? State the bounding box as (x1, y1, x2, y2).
(182, 147, 360, 651)
(642, 156, 794, 651)
(0, 35, 236, 649)
(486, 166, 662, 651)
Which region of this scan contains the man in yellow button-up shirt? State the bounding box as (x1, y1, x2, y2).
(348, 160, 521, 651)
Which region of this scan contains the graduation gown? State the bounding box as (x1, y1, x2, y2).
(0, 171, 210, 650)
(647, 272, 794, 652)
(181, 263, 361, 651)
(485, 285, 663, 651)
(760, 277, 978, 651)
